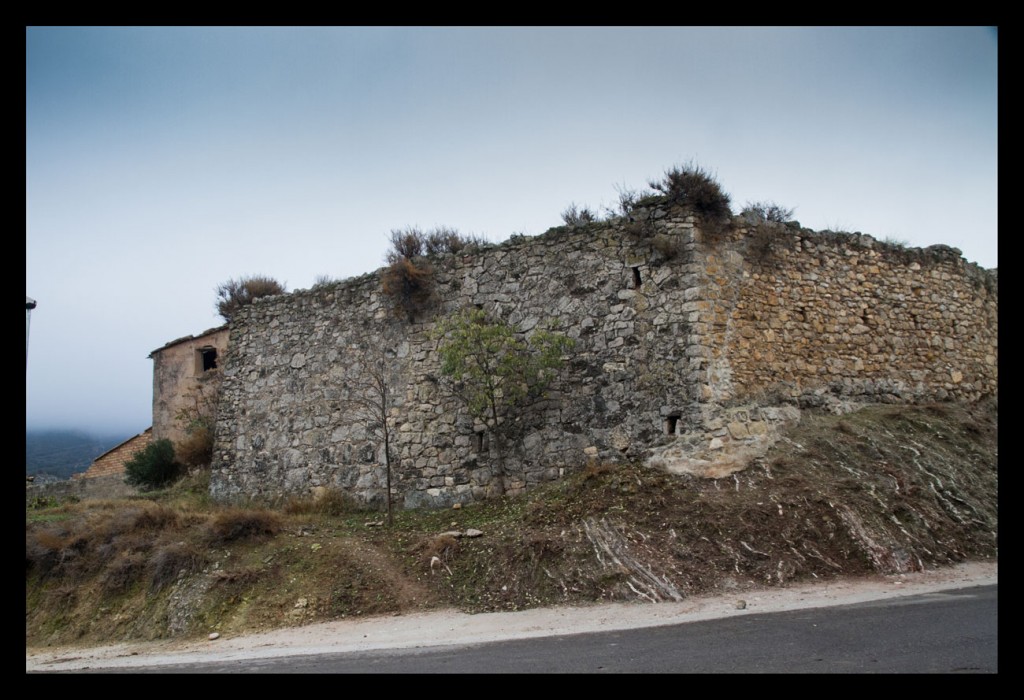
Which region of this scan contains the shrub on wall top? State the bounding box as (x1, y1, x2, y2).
(215, 275, 287, 322)
(561, 203, 598, 226)
(648, 162, 732, 223)
(381, 226, 485, 322)
(741, 201, 795, 224)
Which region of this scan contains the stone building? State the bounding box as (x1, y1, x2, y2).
(208, 203, 997, 508)
(149, 326, 230, 447)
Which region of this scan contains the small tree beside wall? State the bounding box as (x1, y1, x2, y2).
(433, 308, 575, 495)
(343, 339, 402, 525)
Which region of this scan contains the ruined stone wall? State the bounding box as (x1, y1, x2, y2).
(211, 211, 706, 507)
(209, 205, 997, 507)
(27, 474, 139, 504)
(699, 223, 998, 405)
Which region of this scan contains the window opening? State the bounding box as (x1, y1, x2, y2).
(474, 432, 489, 453)
(632, 267, 642, 289)
(197, 347, 218, 373)
(664, 414, 680, 436)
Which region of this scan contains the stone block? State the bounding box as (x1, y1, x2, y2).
(727, 421, 750, 439)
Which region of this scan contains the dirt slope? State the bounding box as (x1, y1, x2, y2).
(26, 400, 997, 647)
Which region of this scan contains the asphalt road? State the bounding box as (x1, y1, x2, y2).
(66, 584, 996, 673)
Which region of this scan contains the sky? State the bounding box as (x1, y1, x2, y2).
(26, 26, 998, 436)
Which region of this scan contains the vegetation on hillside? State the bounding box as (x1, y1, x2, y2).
(27, 401, 997, 648)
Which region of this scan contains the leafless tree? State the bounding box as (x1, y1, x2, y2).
(344, 341, 401, 525)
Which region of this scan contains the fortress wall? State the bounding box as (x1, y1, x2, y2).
(210, 206, 997, 506)
(702, 224, 997, 405)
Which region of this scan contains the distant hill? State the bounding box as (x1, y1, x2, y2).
(26, 430, 131, 480)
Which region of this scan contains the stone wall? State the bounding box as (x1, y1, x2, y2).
(27, 474, 139, 504)
(209, 204, 997, 507)
(701, 223, 997, 405)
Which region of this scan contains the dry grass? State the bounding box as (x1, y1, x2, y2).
(27, 401, 996, 646)
(283, 489, 366, 516)
(204, 508, 282, 545)
(176, 426, 214, 469)
(148, 542, 206, 591)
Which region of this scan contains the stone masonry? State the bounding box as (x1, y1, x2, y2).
(209, 204, 997, 507)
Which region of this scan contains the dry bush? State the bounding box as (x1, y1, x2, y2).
(623, 215, 657, 241)
(413, 533, 460, 564)
(424, 226, 484, 256)
(212, 568, 262, 586)
(742, 201, 794, 224)
(176, 426, 214, 469)
(283, 489, 363, 516)
(26, 527, 67, 577)
(382, 257, 434, 322)
(215, 275, 287, 322)
(561, 203, 598, 226)
(743, 221, 798, 265)
(117, 503, 181, 534)
(148, 542, 206, 591)
(649, 162, 732, 223)
(205, 508, 282, 545)
(386, 227, 425, 262)
(44, 584, 78, 610)
(382, 225, 484, 320)
(311, 274, 336, 289)
(583, 462, 615, 480)
(99, 551, 147, 595)
(651, 233, 681, 259)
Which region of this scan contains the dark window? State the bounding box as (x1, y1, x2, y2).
(198, 347, 218, 373)
(665, 414, 680, 436)
(632, 267, 642, 289)
(475, 432, 489, 453)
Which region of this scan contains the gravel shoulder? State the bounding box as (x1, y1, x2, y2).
(26, 559, 996, 672)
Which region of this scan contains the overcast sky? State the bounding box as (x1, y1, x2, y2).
(26, 26, 998, 436)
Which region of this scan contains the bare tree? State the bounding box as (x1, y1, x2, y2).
(344, 341, 401, 525)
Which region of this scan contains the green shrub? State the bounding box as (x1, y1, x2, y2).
(124, 439, 183, 490)
(27, 495, 60, 510)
